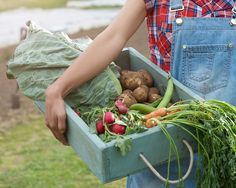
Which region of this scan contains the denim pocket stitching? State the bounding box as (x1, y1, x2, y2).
(182, 44, 231, 94)
(187, 52, 214, 82)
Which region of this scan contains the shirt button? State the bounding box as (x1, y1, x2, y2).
(183, 45, 187, 49)
(230, 18, 236, 26)
(176, 18, 183, 25)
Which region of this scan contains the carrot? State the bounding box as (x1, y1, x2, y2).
(145, 118, 159, 128)
(143, 107, 167, 120)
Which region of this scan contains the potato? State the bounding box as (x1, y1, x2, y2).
(148, 93, 162, 103)
(122, 89, 133, 96)
(120, 70, 145, 90)
(120, 70, 130, 89)
(117, 92, 137, 107)
(124, 76, 145, 90)
(138, 69, 153, 87)
(133, 85, 149, 103)
(149, 87, 160, 95)
(120, 70, 131, 77)
(148, 87, 161, 103)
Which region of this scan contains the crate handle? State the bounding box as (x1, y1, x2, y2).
(139, 139, 193, 184)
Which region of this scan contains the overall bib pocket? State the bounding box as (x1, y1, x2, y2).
(181, 44, 232, 95)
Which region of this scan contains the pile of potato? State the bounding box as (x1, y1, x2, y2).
(118, 69, 161, 107)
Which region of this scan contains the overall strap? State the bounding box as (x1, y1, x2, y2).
(232, 2, 236, 17)
(230, 2, 236, 25)
(170, 0, 184, 11)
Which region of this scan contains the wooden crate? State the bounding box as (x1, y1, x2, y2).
(35, 48, 202, 183)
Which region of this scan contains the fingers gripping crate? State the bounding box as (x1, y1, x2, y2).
(35, 48, 202, 183)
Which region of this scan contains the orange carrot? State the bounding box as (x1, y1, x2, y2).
(143, 107, 167, 120)
(145, 118, 159, 128)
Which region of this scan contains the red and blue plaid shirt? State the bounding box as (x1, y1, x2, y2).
(145, 0, 235, 72)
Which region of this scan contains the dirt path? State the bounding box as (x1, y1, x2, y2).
(0, 22, 149, 128)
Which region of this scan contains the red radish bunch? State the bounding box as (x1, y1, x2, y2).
(95, 102, 129, 136)
(115, 100, 128, 115)
(96, 120, 105, 134)
(104, 112, 115, 124)
(111, 123, 126, 135)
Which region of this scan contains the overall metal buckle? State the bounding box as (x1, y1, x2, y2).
(232, 7, 236, 15)
(170, 5, 184, 12)
(230, 7, 236, 25)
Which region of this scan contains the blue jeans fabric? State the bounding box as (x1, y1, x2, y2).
(127, 16, 236, 188)
(126, 155, 198, 188)
(171, 18, 236, 106)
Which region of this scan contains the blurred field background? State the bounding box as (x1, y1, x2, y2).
(0, 0, 148, 187)
(0, 0, 67, 11)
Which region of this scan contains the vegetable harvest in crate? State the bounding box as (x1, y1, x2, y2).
(7, 22, 236, 187)
(79, 69, 236, 188)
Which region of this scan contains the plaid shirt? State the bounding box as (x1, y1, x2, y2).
(145, 0, 235, 72)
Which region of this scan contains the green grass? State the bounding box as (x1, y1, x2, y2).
(0, 0, 68, 12)
(0, 118, 126, 188)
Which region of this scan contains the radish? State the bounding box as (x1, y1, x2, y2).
(118, 105, 128, 115)
(75, 111, 81, 116)
(104, 112, 115, 124)
(115, 100, 124, 107)
(111, 123, 126, 135)
(96, 120, 105, 134)
(115, 100, 128, 115)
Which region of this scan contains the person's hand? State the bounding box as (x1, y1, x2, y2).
(42, 0, 146, 146)
(45, 85, 69, 145)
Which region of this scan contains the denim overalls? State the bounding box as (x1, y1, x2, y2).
(127, 0, 236, 187)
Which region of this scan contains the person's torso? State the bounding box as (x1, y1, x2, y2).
(145, 0, 235, 72)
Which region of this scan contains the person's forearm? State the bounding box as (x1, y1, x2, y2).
(53, 30, 126, 98)
(47, 0, 146, 98)
(44, 0, 146, 145)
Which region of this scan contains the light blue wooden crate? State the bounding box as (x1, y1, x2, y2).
(35, 48, 202, 183)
